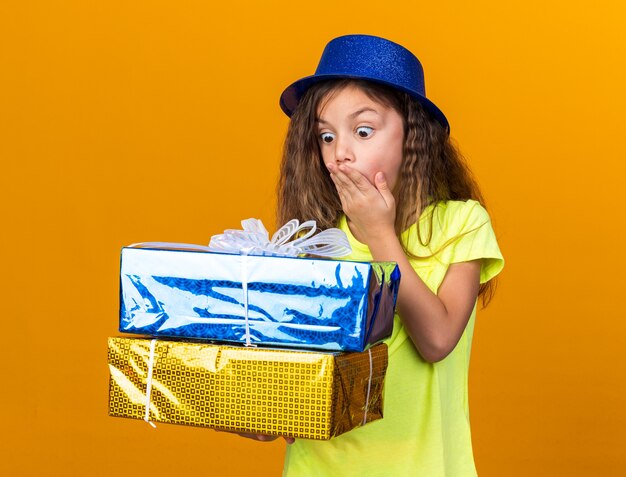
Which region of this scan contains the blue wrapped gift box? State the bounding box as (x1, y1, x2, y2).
(119, 246, 400, 351)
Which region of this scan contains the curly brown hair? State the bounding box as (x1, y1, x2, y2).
(277, 79, 496, 305)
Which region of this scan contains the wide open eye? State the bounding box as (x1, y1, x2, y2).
(320, 132, 335, 144)
(356, 126, 374, 138)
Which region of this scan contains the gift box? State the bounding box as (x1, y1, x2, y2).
(119, 246, 400, 351)
(107, 337, 388, 439)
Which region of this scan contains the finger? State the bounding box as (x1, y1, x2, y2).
(226, 431, 280, 442)
(374, 172, 396, 209)
(331, 171, 368, 213)
(329, 172, 353, 208)
(337, 164, 374, 194)
(329, 168, 355, 193)
(255, 434, 280, 442)
(328, 163, 359, 191)
(328, 173, 346, 199)
(283, 436, 296, 444)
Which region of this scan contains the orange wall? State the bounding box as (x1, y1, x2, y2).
(1, 1, 625, 475)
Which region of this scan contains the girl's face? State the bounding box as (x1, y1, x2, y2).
(316, 84, 405, 190)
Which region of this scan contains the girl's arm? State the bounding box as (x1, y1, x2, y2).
(368, 235, 480, 362)
(327, 163, 481, 363)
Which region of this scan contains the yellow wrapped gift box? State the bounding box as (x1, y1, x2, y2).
(107, 337, 387, 440)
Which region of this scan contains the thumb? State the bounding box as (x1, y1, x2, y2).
(375, 172, 394, 206)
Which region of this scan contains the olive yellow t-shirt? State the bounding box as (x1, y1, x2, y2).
(283, 200, 504, 477)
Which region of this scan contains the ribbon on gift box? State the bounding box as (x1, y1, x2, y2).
(128, 219, 351, 257)
(208, 219, 351, 346)
(144, 339, 157, 428)
(207, 218, 351, 258)
(209, 219, 352, 346)
(129, 219, 352, 347)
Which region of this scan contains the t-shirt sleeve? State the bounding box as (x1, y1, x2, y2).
(448, 200, 504, 284)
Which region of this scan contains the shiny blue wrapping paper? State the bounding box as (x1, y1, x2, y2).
(119, 247, 400, 351)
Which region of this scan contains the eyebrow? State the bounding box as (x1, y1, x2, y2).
(316, 107, 380, 124)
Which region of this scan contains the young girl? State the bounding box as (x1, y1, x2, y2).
(248, 34, 504, 476)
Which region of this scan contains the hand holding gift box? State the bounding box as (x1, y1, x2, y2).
(120, 219, 400, 351)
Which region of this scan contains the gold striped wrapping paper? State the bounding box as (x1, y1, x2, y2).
(107, 337, 388, 440)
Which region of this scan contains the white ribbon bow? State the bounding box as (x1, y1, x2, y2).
(208, 219, 351, 347)
(208, 218, 351, 258)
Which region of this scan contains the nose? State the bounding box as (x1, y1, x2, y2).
(333, 135, 354, 164)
